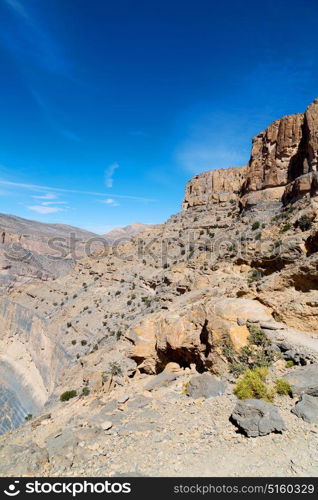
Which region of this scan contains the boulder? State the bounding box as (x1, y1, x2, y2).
(291, 394, 318, 424)
(285, 365, 318, 396)
(231, 399, 286, 437)
(187, 373, 226, 399)
(144, 371, 178, 391)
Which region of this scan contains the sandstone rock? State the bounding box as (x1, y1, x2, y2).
(291, 394, 318, 424)
(285, 365, 318, 396)
(231, 399, 286, 437)
(127, 297, 272, 374)
(164, 362, 182, 373)
(187, 373, 226, 399)
(31, 413, 51, 430)
(182, 166, 247, 210)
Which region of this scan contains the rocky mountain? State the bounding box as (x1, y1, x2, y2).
(103, 222, 155, 242)
(0, 213, 99, 294)
(0, 214, 152, 294)
(1, 99, 318, 477)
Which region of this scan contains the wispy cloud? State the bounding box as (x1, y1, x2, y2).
(27, 205, 63, 215)
(3, 0, 72, 77)
(4, 0, 30, 21)
(32, 192, 57, 200)
(102, 198, 120, 207)
(0, 179, 155, 202)
(104, 163, 119, 188)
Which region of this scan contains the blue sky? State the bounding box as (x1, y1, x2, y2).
(0, 0, 318, 233)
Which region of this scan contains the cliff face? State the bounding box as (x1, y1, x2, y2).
(183, 98, 318, 210)
(182, 166, 247, 210)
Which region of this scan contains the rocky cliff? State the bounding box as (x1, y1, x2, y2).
(183, 98, 318, 211)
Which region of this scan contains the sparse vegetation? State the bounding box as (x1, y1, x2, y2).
(60, 390, 77, 402)
(25, 413, 33, 421)
(233, 367, 274, 402)
(285, 360, 295, 368)
(248, 269, 263, 283)
(108, 361, 123, 377)
(247, 324, 271, 348)
(81, 387, 90, 397)
(274, 378, 292, 396)
(252, 221, 260, 230)
(298, 214, 312, 231)
(280, 223, 292, 233)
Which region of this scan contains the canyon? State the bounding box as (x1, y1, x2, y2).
(0, 99, 318, 476)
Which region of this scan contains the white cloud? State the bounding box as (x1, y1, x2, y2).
(32, 193, 57, 200)
(27, 205, 63, 214)
(0, 179, 155, 202)
(104, 163, 119, 188)
(42, 201, 68, 206)
(102, 198, 120, 207)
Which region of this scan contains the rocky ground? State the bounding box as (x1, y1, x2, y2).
(1, 361, 318, 477)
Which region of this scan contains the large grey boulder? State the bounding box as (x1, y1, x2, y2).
(291, 394, 318, 424)
(231, 399, 286, 437)
(187, 373, 226, 399)
(285, 365, 318, 396)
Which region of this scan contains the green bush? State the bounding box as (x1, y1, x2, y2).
(81, 387, 90, 397)
(274, 378, 292, 396)
(108, 361, 122, 376)
(247, 324, 271, 347)
(285, 360, 295, 368)
(25, 413, 33, 421)
(233, 367, 274, 402)
(81, 340, 87, 346)
(60, 390, 77, 402)
(248, 269, 263, 283)
(252, 221, 260, 231)
(280, 223, 291, 233)
(298, 214, 312, 232)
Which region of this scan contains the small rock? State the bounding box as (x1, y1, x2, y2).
(117, 394, 129, 404)
(101, 421, 113, 430)
(164, 362, 181, 373)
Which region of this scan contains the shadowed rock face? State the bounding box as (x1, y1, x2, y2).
(183, 98, 318, 210)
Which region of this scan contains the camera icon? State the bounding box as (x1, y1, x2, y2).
(4, 481, 20, 496)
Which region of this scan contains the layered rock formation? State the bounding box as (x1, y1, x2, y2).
(183, 98, 318, 211)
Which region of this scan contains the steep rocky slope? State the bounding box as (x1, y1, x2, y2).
(1, 99, 318, 476)
(0, 214, 98, 294)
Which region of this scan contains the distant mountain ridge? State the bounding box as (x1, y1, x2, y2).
(103, 222, 155, 241)
(0, 213, 152, 293)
